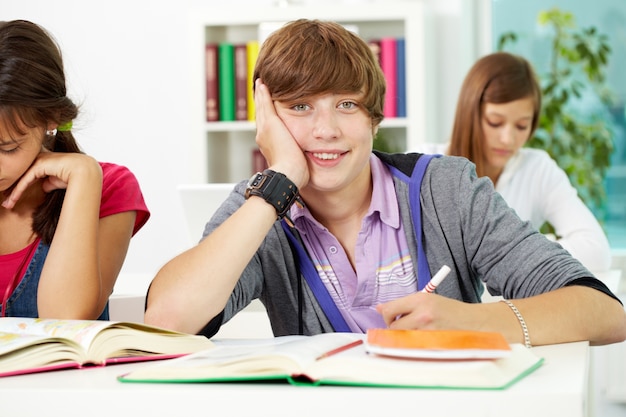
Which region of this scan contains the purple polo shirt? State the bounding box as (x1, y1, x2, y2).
(291, 154, 417, 332)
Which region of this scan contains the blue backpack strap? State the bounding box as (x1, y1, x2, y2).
(280, 221, 351, 332)
(278, 153, 438, 330)
(408, 154, 439, 291)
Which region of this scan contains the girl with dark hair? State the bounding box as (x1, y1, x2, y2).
(0, 20, 150, 319)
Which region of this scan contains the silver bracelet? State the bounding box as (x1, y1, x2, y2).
(501, 299, 532, 348)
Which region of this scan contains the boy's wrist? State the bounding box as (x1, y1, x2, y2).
(245, 169, 299, 219)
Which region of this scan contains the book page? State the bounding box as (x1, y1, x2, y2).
(307, 343, 542, 389)
(119, 333, 363, 382)
(0, 318, 113, 351)
(0, 319, 214, 377)
(0, 331, 79, 356)
(88, 322, 214, 363)
(0, 331, 85, 375)
(120, 333, 542, 389)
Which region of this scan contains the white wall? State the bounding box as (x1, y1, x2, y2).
(1, 0, 484, 293)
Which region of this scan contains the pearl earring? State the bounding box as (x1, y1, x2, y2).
(46, 129, 58, 137)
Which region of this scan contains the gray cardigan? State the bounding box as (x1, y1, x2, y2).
(200, 152, 600, 337)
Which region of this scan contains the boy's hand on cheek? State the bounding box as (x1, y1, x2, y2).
(254, 80, 309, 189)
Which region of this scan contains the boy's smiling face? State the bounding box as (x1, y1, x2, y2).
(274, 91, 376, 194)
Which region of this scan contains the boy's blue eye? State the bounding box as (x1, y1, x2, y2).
(339, 101, 359, 110)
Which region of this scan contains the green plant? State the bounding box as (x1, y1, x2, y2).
(373, 130, 400, 153)
(498, 8, 616, 226)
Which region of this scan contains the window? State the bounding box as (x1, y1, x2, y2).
(492, 0, 626, 249)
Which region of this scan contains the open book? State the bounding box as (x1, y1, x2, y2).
(0, 317, 214, 377)
(119, 330, 544, 390)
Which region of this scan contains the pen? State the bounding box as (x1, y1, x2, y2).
(315, 339, 364, 361)
(421, 265, 451, 294)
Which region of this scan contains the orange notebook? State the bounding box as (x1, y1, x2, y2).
(366, 329, 511, 359)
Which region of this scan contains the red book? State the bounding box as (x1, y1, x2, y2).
(368, 39, 381, 66)
(205, 43, 219, 122)
(252, 148, 268, 174)
(379, 37, 397, 118)
(234, 44, 248, 121)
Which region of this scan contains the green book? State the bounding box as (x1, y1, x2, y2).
(218, 42, 236, 121)
(118, 332, 543, 390)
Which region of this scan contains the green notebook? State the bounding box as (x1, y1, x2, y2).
(118, 332, 543, 390)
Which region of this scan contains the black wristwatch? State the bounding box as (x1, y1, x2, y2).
(245, 169, 299, 219)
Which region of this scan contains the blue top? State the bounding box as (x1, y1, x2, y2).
(2, 240, 109, 319)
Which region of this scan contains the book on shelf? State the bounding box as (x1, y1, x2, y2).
(235, 43, 248, 121)
(205, 43, 219, 122)
(0, 317, 213, 378)
(218, 42, 236, 121)
(118, 329, 543, 390)
(252, 148, 268, 174)
(395, 37, 406, 118)
(246, 40, 259, 121)
(367, 39, 381, 65)
(380, 37, 397, 118)
(207, 35, 405, 123)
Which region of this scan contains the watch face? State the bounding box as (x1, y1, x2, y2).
(243, 169, 298, 218)
(247, 172, 265, 189)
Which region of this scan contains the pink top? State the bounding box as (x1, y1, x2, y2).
(0, 162, 150, 295)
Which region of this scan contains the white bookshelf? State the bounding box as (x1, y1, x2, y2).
(186, 2, 432, 183)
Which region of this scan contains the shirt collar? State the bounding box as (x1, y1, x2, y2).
(290, 153, 400, 229)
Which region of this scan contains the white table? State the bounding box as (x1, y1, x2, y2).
(0, 341, 590, 417)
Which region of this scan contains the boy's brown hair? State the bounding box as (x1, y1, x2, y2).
(253, 19, 386, 128)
